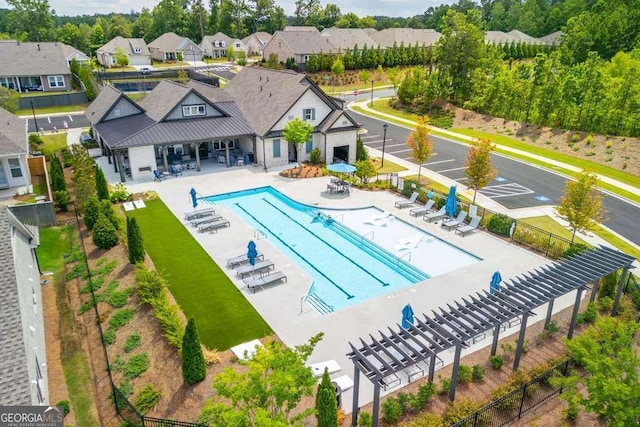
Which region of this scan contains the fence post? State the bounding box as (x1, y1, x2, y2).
(545, 233, 552, 257)
(518, 383, 528, 418)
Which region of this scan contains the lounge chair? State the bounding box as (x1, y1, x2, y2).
(184, 207, 215, 221)
(169, 165, 183, 176)
(191, 214, 222, 227)
(364, 210, 393, 226)
(236, 259, 275, 278)
(423, 206, 446, 223)
(455, 216, 482, 236)
(153, 170, 167, 181)
(198, 218, 230, 233)
(395, 192, 419, 209)
(227, 251, 264, 268)
(243, 271, 287, 293)
(395, 234, 423, 251)
(409, 199, 435, 217)
(442, 211, 468, 231)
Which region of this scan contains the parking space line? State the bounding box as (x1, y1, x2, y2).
(479, 183, 535, 198)
(424, 159, 455, 166)
(436, 166, 466, 173)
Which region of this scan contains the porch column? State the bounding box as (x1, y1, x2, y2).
(612, 268, 630, 316)
(490, 323, 501, 356)
(252, 135, 257, 164)
(513, 312, 529, 371)
(112, 148, 118, 173)
(568, 287, 585, 339)
(449, 343, 462, 401)
(115, 151, 126, 183)
(106, 145, 112, 165)
(544, 299, 555, 329)
(162, 146, 169, 172)
(195, 143, 201, 172)
(350, 366, 360, 426)
(225, 141, 231, 167)
(371, 384, 381, 427)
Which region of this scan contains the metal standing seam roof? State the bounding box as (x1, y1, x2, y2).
(348, 246, 636, 385)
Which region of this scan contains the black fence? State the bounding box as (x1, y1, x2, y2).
(452, 359, 574, 427)
(96, 69, 219, 90)
(19, 92, 89, 110)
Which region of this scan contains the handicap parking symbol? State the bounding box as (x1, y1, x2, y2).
(535, 195, 550, 202)
(495, 176, 506, 182)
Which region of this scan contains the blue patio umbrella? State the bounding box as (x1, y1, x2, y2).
(189, 188, 198, 209)
(490, 271, 502, 294)
(327, 163, 356, 174)
(445, 185, 458, 217)
(401, 303, 415, 329)
(247, 240, 258, 267)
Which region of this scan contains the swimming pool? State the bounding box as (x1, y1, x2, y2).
(204, 187, 479, 312)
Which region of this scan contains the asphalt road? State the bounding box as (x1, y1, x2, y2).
(27, 114, 90, 133)
(351, 110, 640, 246)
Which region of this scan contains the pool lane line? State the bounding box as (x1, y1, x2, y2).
(261, 198, 391, 288)
(234, 202, 355, 299)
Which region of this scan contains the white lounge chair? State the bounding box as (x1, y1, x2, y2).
(364, 210, 393, 226)
(395, 234, 423, 251)
(409, 199, 435, 217)
(455, 216, 482, 236)
(243, 271, 287, 293)
(423, 206, 446, 223)
(442, 211, 468, 230)
(395, 191, 419, 209)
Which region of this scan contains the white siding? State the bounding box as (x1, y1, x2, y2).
(165, 93, 223, 121)
(272, 89, 331, 130)
(128, 55, 151, 66)
(103, 98, 143, 121)
(0, 156, 30, 192)
(329, 113, 352, 131)
(260, 137, 289, 169)
(325, 130, 357, 164)
(128, 146, 156, 180)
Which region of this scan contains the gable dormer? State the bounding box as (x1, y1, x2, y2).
(329, 112, 354, 131)
(103, 96, 144, 122)
(163, 91, 225, 121)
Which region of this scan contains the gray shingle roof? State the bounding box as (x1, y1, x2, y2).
(0, 108, 27, 156)
(148, 32, 194, 52)
(97, 37, 150, 56)
(242, 32, 272, 45)
(283, 26, 319, 32)
(538, 31, 564, 45)
(320, 28, 379, 50)
(272, 30, 339, 55)
(201, 32, 239, 47)
(84, 85, 133, 125)
(485, 30, 538, 45)
(0, 207, 33, 405)
(0, 41, 71, 77)
(369, 28, 441, 48)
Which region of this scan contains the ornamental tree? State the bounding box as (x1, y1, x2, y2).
(315, 368, 338, 427)
(406, 116, 433, 184)
(182, 318, 207, 385)
(464, 138, 498, 203)
(283, 117, 314, 168)
(95, 167, 109, 200)
(92, 213, 118, 249)
(556, 170, 604, 243)
(126, 217, 145, 264)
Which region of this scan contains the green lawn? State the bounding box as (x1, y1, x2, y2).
(517, 216, 588, 246)
(38, 133, 68, 157)
(16, 104, 89, 116)
(127, 199, 272, 350)
(37, 226, 73, 273)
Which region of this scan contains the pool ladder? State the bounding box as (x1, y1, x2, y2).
(362, 230, 374, 243)
(253, 229, 267, 240)
(302, 293, 334, 315)
(398, 251, 412, 264)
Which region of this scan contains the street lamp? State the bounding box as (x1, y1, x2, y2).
(370, 79, 374, 107)
(30, 100, 39, 135)
(381, 123, 388, 168)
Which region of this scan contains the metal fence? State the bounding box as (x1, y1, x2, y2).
(19, 92, 89, 110)
(9, 202, 56, 226)
(453, 359, 573, 427)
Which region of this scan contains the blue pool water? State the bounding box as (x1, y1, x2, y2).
(204, 187, 477, 312)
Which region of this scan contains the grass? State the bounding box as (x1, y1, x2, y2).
(590, 224, 640, 260)
(38, 133, 68, 157)
(370, 157, 407, 174)
(127, 199, 272, 350)
(403, 175, 474, 203)
(37, 226, 73, 273)
(16, 104, 89, 116)
(517, 216, 588, 246)
(151, 61, 190, 68)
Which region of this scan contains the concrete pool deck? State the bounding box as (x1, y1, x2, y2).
(99, 157, 620, 413)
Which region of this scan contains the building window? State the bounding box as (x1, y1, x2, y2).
(182, 104, 206, 117)
(48, 75, 65, 88)
(0, 77, 15, 90)
(303, 55, 310, 63)
(306, 139, 313, 153)
(273, 139, 281, 158)
(235, 43, 240, 48)
(8, 159, 22, 178)
(213, 140, 235, 150)
(133, 48, 142, 54)
(303, 108, 315, 121)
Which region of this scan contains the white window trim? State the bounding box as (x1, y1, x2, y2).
(8, 158, 23, 178)
(182, 104, 206, 117)
(48, 75, 64, 88)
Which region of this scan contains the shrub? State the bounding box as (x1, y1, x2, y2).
(471, 364, 486, 382)
(404, 413, 444, 427)
(562, 242, 589, 258)
(545, 319, 561, 333)
(110, 183, 132, 203)
(598, 271, 619, 300)
(490, 355, 504, 369)
(357, 411, 372, 426)
(356, 137, 369, 161)
(597, 296, 613, 312)
(29, 133, 44, 150)
(309, 148, 322, 165)
(102, 330, 116, 345)
(443, 398, 482, 425)
(437, 375, 451, 395)
(135, 266, 165, 303)
(124, 353, 149, 379)
(501, 342, 515, 360)
(53, 190, 71, 211)
(457, 364, 473, 385)
(100, 199, 119, 230)
(486, 214, 514, 237)
(83, 196, 101, 230)
(381, 397, 402, 424)
(576, 302, 597, 324)
(49, 155, 67, 192)
(413, 382, 435, 409)
(55, 400, 70, 417)
(182, 318, 207, 385)
(124, 333, 141, 353)
(108, 308, 135, 331)
(127, 217, 145, 264)
(92, 213, 118, 249)
(133, 384, 161, 415)
(202, 346, 221, 365)
(95, 167, 109, 200)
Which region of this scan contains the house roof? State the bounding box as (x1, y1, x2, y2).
(369, 28, 441, 48)
(485, 30, 538, 45)
(85, 84, 132, 125)
(0, 108, 27, 156)
(148, 32, 200, 52)
(270, 31, 338, 55)
(538, 31, 564, 46)
(97, 37, 150, 56)
(242, 32, 272, 45)
(283, 26, 319, 32)
(60, 43, 90, 61)
(0, 41, 71, 77)
(320, 28, 379, 50)
(0, 207, 34, 405)
(201, 32, 240, 47)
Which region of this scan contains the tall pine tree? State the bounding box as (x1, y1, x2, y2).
(126, 217, 145, 264)
(95, 167, 109, 200)
(182, 318, 206, 385)
(315, 368, 338, 427)
(49, 155, 67, 192)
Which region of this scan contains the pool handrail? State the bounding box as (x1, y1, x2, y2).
(398, 251, 412, 263)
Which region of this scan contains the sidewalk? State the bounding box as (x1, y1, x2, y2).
(352, 100, 640, 199)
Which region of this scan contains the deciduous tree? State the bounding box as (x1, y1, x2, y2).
(556, 171, 604, 243)
(406, 116, 433, 184)
(7, 0, 54, 42)
(0, 87, 19, 113)
(464, 138, 498, 203)
(283, 117, 314, 168)
(113, 47, 129, 68)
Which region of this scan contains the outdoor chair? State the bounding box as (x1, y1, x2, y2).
(227, 251, 264, 268)
(395, 192, 419, 209)
(153, 170, 166, 181)
(409, 199, 436, 217)
(184, 207, 215, 221)
(455, 216, 482, 237)
(243, 271, 287, 293)
(169, 165, 182, 176)
(198, 218, 230, 233)
(236, 259, 275, 278)
(364, 211, 392, 226)
(394, 234, 424, 251)
(423, 206, 446, 223)
(191, 214, 222, 227)
(442, 211, 468, 230)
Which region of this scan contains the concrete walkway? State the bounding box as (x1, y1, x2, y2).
(352, 100, 640, 197)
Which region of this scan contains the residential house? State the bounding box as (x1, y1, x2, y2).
(538, 31, 564, 46)
(96, 37, 151, 68)
(283, 26, 319, 32)
(200, 32, 248, 59)
(0, 108, 32, 195)
(262, 30, 339, 70)
(369, 28, 441, 48)
(148, 32, 203, 63)
(225, 67, 360, 169)
(0, 206, 48, 406)
(85, 80, 255, 182)
(319, 27, 379, 52)
(60, 43, 91, 67)
(485, 30, 539, 45)
(0, 40, 88, 93)
(242, 32, 272, 56)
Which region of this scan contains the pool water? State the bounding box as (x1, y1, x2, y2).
(204, 187, 479, 312)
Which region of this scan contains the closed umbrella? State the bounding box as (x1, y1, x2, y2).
(490, 271, 502, 294)
(190, 188, 198, 209)
(445, 185, 458, 217)
(401, 303, 414, 329)
(247, 240, 258, 267)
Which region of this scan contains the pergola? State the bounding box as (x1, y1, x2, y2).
(347, 246, 635, 426)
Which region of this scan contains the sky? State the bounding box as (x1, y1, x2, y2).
(0, 0, 447, 20)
